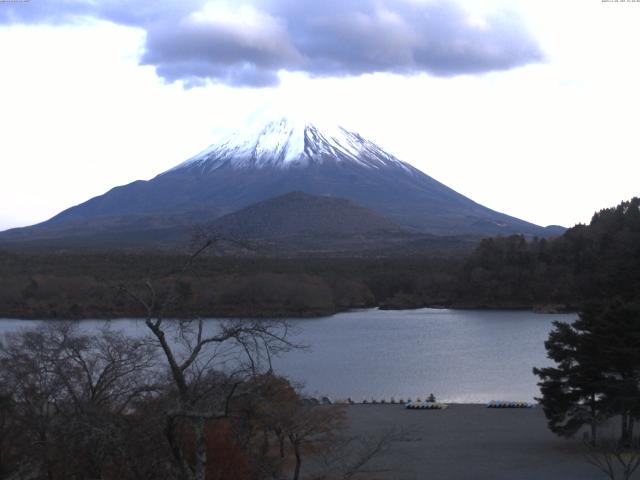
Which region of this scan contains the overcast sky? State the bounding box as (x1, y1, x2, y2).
(1, 0, 639, 231)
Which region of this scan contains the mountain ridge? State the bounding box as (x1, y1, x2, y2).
(0, 115, 565, 249)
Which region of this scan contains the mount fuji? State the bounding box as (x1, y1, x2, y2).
(0, 115, 563, 250)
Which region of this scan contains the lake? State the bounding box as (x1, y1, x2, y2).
(0, 308, 576, 403)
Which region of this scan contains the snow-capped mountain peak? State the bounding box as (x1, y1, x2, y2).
(168, 116, 414, 173)
(7, 109, 558, 242)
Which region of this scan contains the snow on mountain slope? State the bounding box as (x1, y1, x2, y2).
(0, 109, 563, 243)
(168, 115, 414, 173)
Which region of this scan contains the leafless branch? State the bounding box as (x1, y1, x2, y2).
(585, 436, 640, 480)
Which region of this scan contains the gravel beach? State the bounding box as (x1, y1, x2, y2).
(335, 404, 608, 480)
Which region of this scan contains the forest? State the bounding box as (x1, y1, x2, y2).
(0, 198, 638, 319)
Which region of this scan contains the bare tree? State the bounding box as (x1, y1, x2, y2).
(585, 435, 640, 480)
(311, 426, 408, 480)
(0, 322, 161, 480)
(52, 322, 158, 412)
(119, 242, 298, 480)
(0, 385, 17, 477)
(284, 404, 346, 480)
(1, 324, 70, 479)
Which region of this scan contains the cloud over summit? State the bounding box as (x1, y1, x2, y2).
(1, 0, 543, 87)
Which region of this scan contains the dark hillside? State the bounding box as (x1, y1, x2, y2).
(210, 191, 401, 238)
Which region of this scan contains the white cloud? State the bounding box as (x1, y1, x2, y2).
(0, 0, 639, 231)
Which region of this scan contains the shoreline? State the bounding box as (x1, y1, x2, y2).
(0, 304, 577, 321)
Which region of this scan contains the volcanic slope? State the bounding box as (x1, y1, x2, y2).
(0, 115, 564, 248)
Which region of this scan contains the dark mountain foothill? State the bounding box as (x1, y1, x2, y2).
(0, 196, 637, 320)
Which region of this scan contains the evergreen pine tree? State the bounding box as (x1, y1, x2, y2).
(534, 302, 640, 444)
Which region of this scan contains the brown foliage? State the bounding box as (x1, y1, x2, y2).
(177, 419, 253, 480)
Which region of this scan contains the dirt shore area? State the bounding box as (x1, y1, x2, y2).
(334, 404, 606, 480)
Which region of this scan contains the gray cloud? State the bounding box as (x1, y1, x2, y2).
(0, 0, 544, 87)
(0, 1, 199, 26)
(0, 0, 92, 24)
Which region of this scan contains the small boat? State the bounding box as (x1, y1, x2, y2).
(406, 401, 448, 410)
(487, 400, 533, 408)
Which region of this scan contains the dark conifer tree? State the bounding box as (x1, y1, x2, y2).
(588, 302, 640, 444)
(534, 302, 640, 445)
(534, 318, 607, 443)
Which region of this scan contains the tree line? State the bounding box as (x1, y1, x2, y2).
(531, 199, 640, 479)
(1, 198, 639, 319)
(461, 197, 640, 309)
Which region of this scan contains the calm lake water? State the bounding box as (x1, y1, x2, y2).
(0, 308, 576, 403)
